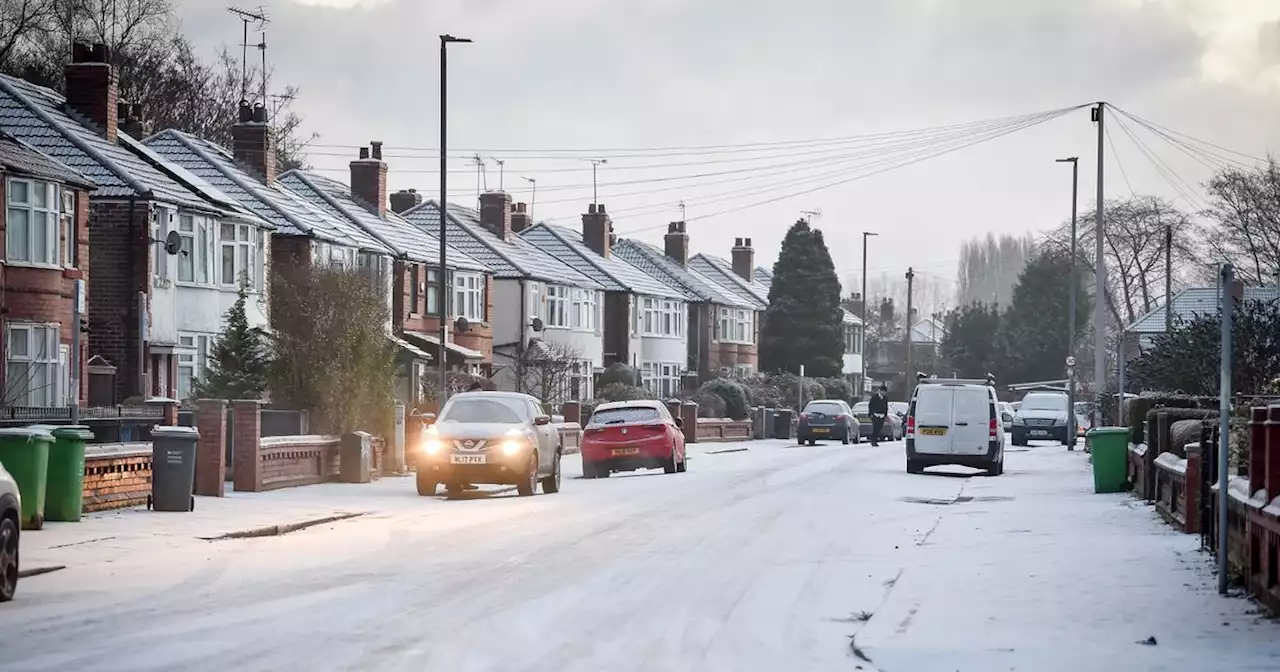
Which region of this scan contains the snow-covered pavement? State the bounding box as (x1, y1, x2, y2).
(2, 439, 1278, 671)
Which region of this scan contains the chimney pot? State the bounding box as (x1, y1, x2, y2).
(371, 141, 383, 160)
(409, 188, 416, 194)
(515, 202, 527, 213)
(599, 203, 607, 214)
(251, 102, 267, 123)
(744, 237, 752, 247)
(237, 99, 253, 123)
(734, 237, 743, 246)
(91, 43, 109, 62)
(359, 147, 370, 160)
(588, 203, 597, 214)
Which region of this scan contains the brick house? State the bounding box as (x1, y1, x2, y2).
(397, 191, 606, 401)
(0, 44, 271, 404)
(521, 206, 691, 399)
(277, 144, 495, 401)
(614, 222, 763, 387)
(687, 238, 769, 378)
(0, 132, 95, 407)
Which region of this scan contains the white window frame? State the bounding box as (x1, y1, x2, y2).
(60, 188, 75, 269)
(220, 222, 263, 289)
(176, 333, 211, 400)
(5, 178, 61, 267)
(718, 307, 753, 345)
(454, 272, 485, 322)
(544, 285, 570, 328)
(427, 267, 443, 316)
(639, 296, 684, 338)
(5, 323, 61, 407)
(570, 288, 597, 332)
(641, 361, 682, 399)
(177, 215, 215, 285)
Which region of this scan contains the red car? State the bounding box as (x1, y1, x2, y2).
(581, 400, 688, 478)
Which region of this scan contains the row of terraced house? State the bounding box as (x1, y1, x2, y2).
(0, 43, 798, 411)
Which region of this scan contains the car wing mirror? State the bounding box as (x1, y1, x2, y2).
(421, 413, 436, 427)
(534, 415, 551, 426)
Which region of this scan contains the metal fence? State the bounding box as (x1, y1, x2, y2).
(0, 405, 166, 443)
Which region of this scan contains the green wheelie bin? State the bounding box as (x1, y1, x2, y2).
(45, 426, 93, 522)
(0, 427, 54, 529)
(1087, 427, 1131, 494)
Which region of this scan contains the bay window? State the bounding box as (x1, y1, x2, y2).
(5, 323, 60, 407)
(454, 272, 485, 322)
(221, 222, 262, 289)
(719, 307, 753, 344)
(639, 297, 685, 337)
(61, 189, 75, 268)
(545, 285, 570, 328)
(178, 215, 214, 284)
(641, 362, 682, 399)
(570, 288, 596, 331)
(426, 267, 442, 315)
(5, 178, 61, 266)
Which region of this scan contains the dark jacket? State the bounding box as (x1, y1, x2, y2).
(868, 393, 889, 415)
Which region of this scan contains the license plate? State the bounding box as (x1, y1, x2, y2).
(812, 428, 829, 434)
(1030, 430, 1049, 437)
(450, 454, 486, 465)
(857, 417, 870, 423)
(921, 427, 947, 436)
(612, 447, 639, 456)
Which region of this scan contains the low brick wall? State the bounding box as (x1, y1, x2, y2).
(83, 443, 153, 512)
(259, 435, 341, 491)
(1127, 443, 1155, 501)
(696, 418, 752, 442)
(1153, 448, 1201, 533)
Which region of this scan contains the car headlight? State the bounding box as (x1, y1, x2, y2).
(1012, 416, 1025, 425)
(423, 438, 444, 455)
(501, 439, 524, 456)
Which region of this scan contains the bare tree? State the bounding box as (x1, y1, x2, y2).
(507, 340, 585, 404)
(955, 232, 1036, 306)
(0, 0, 56, 70)
(1202, 159, 1280, 286)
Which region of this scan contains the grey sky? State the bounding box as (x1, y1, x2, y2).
(171, 0, 1280, 296)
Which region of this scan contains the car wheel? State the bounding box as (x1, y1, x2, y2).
(416, 471, 437, 496)
(797, 437, 805, 446)
(907, 459, 924, 475)
(986, 460, 1001, 477)
(517, 453, 538, 497)
(677, 455, 688, 472)
(582, 460, 598, 479)
(808, 438, 817, 446)
(541, 451, 562, 494)
(841, 429, 850, 445)
(664, 448, 678, 474)
(0, 514, 17, 602)
(445, 482, 465, 496)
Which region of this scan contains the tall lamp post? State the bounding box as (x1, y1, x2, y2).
(439, 34, 472, 402)
(1056, 156, 1079, 448)
(860, 231, 877, 397)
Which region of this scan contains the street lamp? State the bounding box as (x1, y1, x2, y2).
(860, 231, 878, 398)
(1057, 156, 1079, 448)
(439, 34, 472, 402)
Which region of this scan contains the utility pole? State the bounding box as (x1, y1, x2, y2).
(905, 267, 915, 399)
(1092, 102, 1107, 428)
(585, 158, 607, 205)
(522, 176, 536, 219)
(439, 34, 472, 402)
(861, 232, 878, 398)
(1165, 223, 1174, 331)
(70, 279, 84, 424)
(1057, 156, 1079, 447)
(1217, 263, 1234, 596)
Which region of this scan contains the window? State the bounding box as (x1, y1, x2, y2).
(545, 285, 570, 328)
(176, 333, 211, 400)
(718, 307, 753, 344)
(5, 323, 60, 407)
(426, 267, 443, 315)
(641, 362, 682, 399)
(639, 297, 684, 337)
(61, 189, 75, 268)
(221, 223, 260, 289)
(454, 272, 485, 322)
(176, 215, 213, 284)
(409, 265, 420, 314)
(571, 288, 596, 331)
(6, 178, 61, 266)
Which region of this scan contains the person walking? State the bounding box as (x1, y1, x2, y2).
(868, 385, 889, 447)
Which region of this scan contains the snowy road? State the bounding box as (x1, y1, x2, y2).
(2, 439, 1279, 671)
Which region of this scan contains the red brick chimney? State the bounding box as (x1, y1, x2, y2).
(479, 191, 513, 240)
(731, 237, 755, 281)
(582, 203, 612, 258)
(390, 188, 423, 214)
(511, 202, 531, 233)
(664, 221, 689, 266)
(231, 100, 276, 185)
(64, 43, 118, 142)
(350, 141, 388, 218)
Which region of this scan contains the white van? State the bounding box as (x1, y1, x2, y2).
(905, 376, 1004, 476)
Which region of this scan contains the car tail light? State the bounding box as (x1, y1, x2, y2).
(989, 417, 999, 439)
(905, 415, 915, 438)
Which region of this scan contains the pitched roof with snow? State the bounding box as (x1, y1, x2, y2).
(520, 224, 685, 299)
(689, 253, 769, 309)
(277, 171, 488, 272)
(754, 265, 773, 291)
(143, 130, 389, 252)
(401, 201, 601, 288)
(0, 74, 217, 212)
(612, 238, 755, 308)
(0, 131, 95, 189)
(1127, 286, 1280, 334)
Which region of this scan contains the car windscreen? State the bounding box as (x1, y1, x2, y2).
(805, 402, 845, 415)
(852, 402, 870, 414)
(589, 407, 661, 425)
(1021, 393, 1068, 411)
(889, 402, 909, 414)
(439, 397, 529, 424)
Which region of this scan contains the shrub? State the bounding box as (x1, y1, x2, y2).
(1131, 393, 1210, 444)
(815, 376, 853, 403)
(692, 390, 726, 418)
(595, 382, 652, 403)
(598, 363, 639, 388)
(698, 378, 750, 420)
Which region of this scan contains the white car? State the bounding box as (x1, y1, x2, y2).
(1, 461, 19, 602)
(906, 376, 1005, 476)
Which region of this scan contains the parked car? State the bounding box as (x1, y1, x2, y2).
(1011, 391, 1071, 446)
(416, 391, 563, 497)
(581, 400, 687, 478)
(852, 401, 903, 441)
(1074, 402, 1093, 439)
(905, 377, 1005, 476)
(998, 402, 1015, 431)
(798, 399, 858, 445)
(1, 462, 19, 602)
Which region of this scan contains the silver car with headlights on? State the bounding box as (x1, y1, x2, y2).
(416, 391, 563, 498)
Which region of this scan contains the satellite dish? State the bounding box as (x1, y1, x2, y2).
(454, 316, 470, 333)
(163, 230, 183, 256)
(530, 316, 544, 333)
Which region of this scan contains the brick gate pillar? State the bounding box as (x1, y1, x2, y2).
(231, 399, 263, 492)
(195, 399, 227, 497)
(681, 402, 699, 444)
(1266, 404, 1280, 499)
